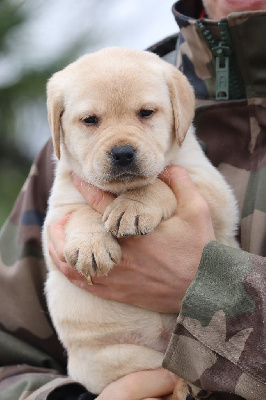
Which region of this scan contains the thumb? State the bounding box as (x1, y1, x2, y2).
(72, 174, 115, 215)
(160, 166, 207, 215)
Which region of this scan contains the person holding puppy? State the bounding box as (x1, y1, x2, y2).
(0, 0, 266, 399)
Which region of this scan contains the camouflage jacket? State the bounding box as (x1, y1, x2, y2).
(1, 0, 266, 399)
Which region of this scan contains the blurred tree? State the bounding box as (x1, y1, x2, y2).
(0, 0, 100, 226)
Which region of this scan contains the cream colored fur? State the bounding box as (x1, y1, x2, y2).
(43, 48, 239, 397)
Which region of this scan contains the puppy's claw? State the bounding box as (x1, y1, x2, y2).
(116, 212, 124, 233)
(108, 251, 116, 264)
(134, 215, 139, 232)
(91, 253, 97, 271)
(186, 384, 194, 400)
(134, 215, 149, 235)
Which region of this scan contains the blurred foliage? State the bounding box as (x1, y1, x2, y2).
(0, 0, 99, 226)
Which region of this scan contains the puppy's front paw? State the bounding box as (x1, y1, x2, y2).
(64, 231, 121, 277)
(172, 380, 212, 400)
(103, 197, 162, 238)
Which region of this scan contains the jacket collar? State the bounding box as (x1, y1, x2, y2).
(172, 0, 266, 100)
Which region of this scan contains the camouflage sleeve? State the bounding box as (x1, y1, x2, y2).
(0, 139, 92, 399)
(163, 241, 266, 400)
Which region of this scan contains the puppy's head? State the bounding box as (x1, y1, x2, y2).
(47, 47, 194, 193)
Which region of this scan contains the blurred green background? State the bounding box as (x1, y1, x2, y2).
(0, 0, 104, 226)
(0, 0, 177, 226)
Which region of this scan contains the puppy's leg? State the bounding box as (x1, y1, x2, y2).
(64, 205, 121, 277)
(103, 179, 177, 237)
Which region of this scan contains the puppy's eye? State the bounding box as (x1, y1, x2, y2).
(139, 109, 154, 119)
(83, 116, 99, 125)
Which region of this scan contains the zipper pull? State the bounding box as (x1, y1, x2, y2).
(213, 44, 231, 100)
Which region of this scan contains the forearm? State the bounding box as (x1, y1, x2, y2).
(0, 364, 90, 400)
(163, 241, 266, 399)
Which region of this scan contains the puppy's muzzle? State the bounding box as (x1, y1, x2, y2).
(110, 145, 136, 168)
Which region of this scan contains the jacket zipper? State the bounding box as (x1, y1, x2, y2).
(197, 19, 245, 100)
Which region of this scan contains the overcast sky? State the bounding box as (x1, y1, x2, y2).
(13, 1, 177, 66)
(28, 0, 178, 57)
(1, 0, 178, 84)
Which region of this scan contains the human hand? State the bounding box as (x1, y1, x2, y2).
(94, 368, 178, 400)
(49, 166, 215, 313)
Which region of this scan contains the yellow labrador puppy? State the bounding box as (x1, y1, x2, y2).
(43, 48, 239, 399)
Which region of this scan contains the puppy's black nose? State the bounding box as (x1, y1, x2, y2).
(110, 145, 136, 167)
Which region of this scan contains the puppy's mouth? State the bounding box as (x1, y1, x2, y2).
(103, 164, 150, 182)
(91, 168, 156, 193)
(108, 171, 147, 184)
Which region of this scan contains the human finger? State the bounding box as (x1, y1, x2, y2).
(95, 368, 178, 400)
(49, 240, 90, 290)
(160, 166, 209, 218)
(49, 215, 71, 261)
(160, 166, 197, 204)
(72, 173, 115, 215)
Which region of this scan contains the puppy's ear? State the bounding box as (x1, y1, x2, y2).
(166, 66, 195, 146)
(47, 73, 64, 159)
